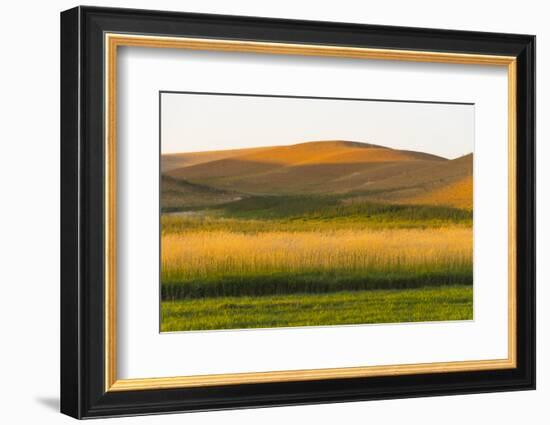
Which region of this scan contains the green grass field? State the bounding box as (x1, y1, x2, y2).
(161, 286, 473, 332)
(162, 195, 472, 228)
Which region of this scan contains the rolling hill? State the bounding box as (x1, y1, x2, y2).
(400, 175, 473, 210)
(161, 146, 275, 172)
(161, 140, 473, 211)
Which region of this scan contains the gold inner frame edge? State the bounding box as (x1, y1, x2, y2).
(104, 33, 518, 392)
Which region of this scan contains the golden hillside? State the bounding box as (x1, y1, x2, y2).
(162, 141, 472, 209)
(401, 175, 473, 210)
(162, 146, 274, 172)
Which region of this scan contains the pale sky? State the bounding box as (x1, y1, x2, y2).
(161, 92, 474, 160)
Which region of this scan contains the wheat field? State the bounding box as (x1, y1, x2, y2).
(162, 227, 471, 281)
(161, 226, 473, 302)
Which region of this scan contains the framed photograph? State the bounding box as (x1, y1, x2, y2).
(60, 6, 535, 419)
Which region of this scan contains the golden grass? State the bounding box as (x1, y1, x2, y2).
(161, 227, 472, 280)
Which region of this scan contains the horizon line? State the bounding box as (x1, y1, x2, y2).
(161, 140, 473, 161)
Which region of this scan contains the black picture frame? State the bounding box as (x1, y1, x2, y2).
(61, 5, 535, 419)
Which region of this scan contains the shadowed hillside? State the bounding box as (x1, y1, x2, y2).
(161, 175, 243, 210)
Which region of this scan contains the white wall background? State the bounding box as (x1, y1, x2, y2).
(0, 0, 545, 423)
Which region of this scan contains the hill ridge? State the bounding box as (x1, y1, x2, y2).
(161, 140, 473, 209)
(163, 140, 449, 173)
